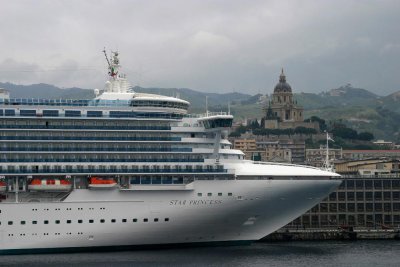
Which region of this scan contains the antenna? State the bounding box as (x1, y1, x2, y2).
(206, 96, 209, 116)
(324, 131, 335, 171)
(228, 102, 231, 115)
(102, 48, 111, 68)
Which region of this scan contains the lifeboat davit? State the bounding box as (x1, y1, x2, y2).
(0, 181, 6, 192)
(88, 177, 117, 189)
(28, 178, 72, 191)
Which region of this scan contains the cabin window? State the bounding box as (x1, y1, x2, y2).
(100, 219, 105, 223)
(44, 220, 49, 224)
(228, 193, 233, 196)
(165, 218, 169, 222)
(55, 220, 60, 224)
(32, 221, 37, 225)
(198, 193, 202, 197)
(154, 218, 159, 222)
(67, 220, 71, 224)
(111, 219, 116, 223)
(78, 220, 83, 224)
(208, 193, 212, 196)
(122, 219, 127, 223)
(8, 221, 13, 225)
(133, 219, 137, 222)
(218, 193, 222, 196)
(21, 221, 26, 225)
(143, 218, 148, 222)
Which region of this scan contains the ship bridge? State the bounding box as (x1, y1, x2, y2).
(197, 112, 233, 130)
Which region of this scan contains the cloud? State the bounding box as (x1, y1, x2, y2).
(0, 0, 399, 94)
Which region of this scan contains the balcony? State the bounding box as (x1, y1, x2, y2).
(0, 136, 181, 141)
(1, 168, 227, 175)
(0, 158, 204, 163)
(0, 147, 192, 152)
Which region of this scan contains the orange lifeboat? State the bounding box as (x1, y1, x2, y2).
(28, 178, 72, 191)
(0, 180, 6, 192)
(88, 177, 117, 189)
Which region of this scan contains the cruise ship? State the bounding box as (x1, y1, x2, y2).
(0, 51, 341, 254)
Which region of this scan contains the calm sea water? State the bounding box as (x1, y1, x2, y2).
(1, 241, 400, 267)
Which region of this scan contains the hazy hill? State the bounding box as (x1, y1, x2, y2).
(296, 84, 380, 109)
(0, 82, 94, 99)
(375, 91, 400, 113)
(132, 86, 251, 111)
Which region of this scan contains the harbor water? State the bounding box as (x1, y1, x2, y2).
(1, 240, 399, 267)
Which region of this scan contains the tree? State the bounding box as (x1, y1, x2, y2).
(305, 116, 327, 132)
(295, 126, 318, 135)
(358, 132, 374, 141)
(332, 127, 358, 140)
(228, 131, 241, 137)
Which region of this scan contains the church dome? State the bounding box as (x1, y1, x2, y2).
(274, 69, 292, 93)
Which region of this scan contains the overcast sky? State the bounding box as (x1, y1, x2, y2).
(0, 0, 399, 95)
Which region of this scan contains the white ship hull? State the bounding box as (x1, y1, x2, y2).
(0, 179, 340, 253)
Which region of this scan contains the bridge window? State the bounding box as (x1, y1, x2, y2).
(20, 109, 36, 116)
(43, 110, 59, 117)
(65, 110, 81, 117)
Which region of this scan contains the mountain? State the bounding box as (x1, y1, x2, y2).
(132, 86, 251, 111)
(375, 91, 400, 113)
(295, 84, 380, 110)
(0, 82, 94, 99)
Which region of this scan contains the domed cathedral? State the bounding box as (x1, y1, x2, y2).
(262, 69, 318, 130)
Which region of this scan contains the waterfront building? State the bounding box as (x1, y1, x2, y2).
(232, 138, 294, 163)
(342, 150, 400, 160)
(288, 174, 400, 229)
(306, 146, 343, 167)
(373, 140, 395, 149)
(335, 159, 400, 175)
(284, 160, 400, 229)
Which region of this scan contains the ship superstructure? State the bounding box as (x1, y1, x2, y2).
(0, 51, 340, 254)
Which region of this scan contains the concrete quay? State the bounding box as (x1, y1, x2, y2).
(260, 228, 400, 241)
